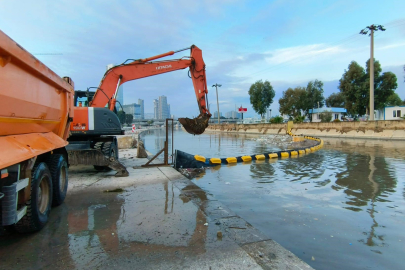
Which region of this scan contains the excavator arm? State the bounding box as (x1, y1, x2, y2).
(90, 45, 211, 135)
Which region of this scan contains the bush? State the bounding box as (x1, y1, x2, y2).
(333, 119, 341, 122)
(319, 111, 332, 122)
(294, 115, 305, 123)
(270, 116, 283, 124)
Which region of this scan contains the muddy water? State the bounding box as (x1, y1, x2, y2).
(142, 129, 405, 270)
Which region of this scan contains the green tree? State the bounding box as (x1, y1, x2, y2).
(278, 87, 307, 118)
(319, 111, 332, 122)
(270, 116, 283, 123)
(304, 79, 325, 119)
(117, 110, 126, 125)
(125, 114, 133, 126)
(294, 114, 305, 123)
(147, 120, 154, 125)
(386, 93, 403, 106)
(366, 59, 397, 110)
(338, 59, 398, 115)
(248, 80, 275, 120)
(326, 92, 345, 107)
(338, 61, 365, 115)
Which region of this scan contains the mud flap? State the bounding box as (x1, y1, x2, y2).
(67, 149, 129, 177)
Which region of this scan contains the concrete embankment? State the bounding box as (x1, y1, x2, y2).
(206, 120, 405, 140)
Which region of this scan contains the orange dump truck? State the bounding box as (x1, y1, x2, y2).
(0, 30, 73, 232)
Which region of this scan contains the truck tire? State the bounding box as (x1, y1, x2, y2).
(93, 141, 118, 171)
(14, 162, 53, 233)
(47, 154, 68, 206)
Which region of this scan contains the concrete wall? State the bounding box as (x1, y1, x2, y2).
(206, 120, 405, 140)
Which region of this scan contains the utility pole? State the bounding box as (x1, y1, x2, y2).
(360, 24, 385, 121)
(212, 83, 222, 124)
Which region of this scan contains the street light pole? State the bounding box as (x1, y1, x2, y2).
(212, 83, 222, 124)
(360, 24, 385, 121)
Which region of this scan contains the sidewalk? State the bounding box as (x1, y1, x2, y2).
(0, 149, 312, 270)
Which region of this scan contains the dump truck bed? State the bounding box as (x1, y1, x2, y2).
(0, 30, 74, 169)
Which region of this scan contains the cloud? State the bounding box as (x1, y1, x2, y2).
(378, 42, 405, 50)
(265, 44, 345, 66)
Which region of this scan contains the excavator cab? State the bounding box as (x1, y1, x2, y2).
(74, 90, 94, 107)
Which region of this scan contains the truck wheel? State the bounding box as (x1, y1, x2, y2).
(15, 162, 53, 233)
(47, 154, 68, 206)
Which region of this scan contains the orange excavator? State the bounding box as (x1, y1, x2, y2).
(66, 45, 211, 174)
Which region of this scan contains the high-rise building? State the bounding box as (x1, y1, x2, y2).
(225, 111, 241, 119)
(122, 103, 141, 119)
(138, 99, 144, 119)
(158, 95, 169, 119)
(106, 64, 124, 108)
(213, 111, 222, 118)
(153, 99, 159, 119)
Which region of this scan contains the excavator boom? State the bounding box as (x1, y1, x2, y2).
(90, 45, 211, 135)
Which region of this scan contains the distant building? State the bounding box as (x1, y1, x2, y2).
(122, 103, 142, 119)
(153, 99, 159, 119)
(213, 111, 223, 118)
(309, 107, 347, 122)
(226, 111, 241, 119)
(376, 106, 405, 120)
(144, 113, 154, 119)
(138, 99, 144, 119)
(158, 96, 169, 119)
(107, 64, 124, 108)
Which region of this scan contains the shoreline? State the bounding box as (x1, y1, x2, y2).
(205, 120, 405, 140)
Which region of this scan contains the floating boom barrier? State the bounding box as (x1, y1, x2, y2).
(174, 132, 324, 169)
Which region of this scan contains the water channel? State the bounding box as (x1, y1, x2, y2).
(140, 128, 405, 270)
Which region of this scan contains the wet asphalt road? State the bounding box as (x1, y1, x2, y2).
(0, 149, 311, 270)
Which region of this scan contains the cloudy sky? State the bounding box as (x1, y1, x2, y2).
(1, 0, 404, 118)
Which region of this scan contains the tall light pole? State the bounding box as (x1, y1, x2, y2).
(212, 83, 222, 124)
(360, 24, 385, 121)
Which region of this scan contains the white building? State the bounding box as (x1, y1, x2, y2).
(377, 106, 405, 120)
(309, 107, 347, 122)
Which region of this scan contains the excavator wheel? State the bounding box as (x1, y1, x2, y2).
(93, 141, 118, 172)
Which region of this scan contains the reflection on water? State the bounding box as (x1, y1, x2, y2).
(142, 130, 405, 270)
(0, 178, 210, 270)
(141, 129, 285, 160)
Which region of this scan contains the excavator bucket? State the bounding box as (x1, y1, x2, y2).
(178, 113, 210, 135)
